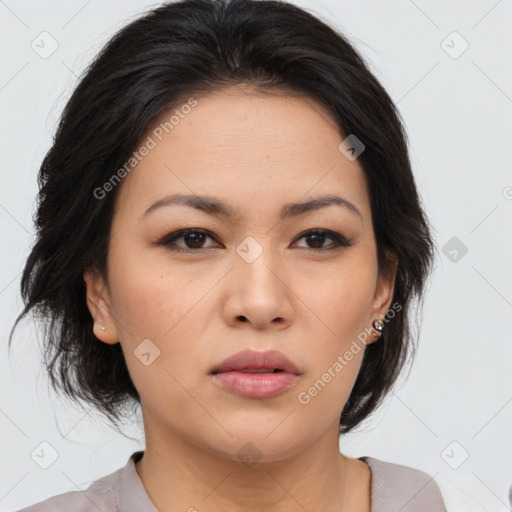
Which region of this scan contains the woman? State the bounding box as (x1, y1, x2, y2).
(11, 0, 446, 510)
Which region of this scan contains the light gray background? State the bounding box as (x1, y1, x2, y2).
(1, 1, 511, 511)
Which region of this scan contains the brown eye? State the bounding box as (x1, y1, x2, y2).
(157, 229, 219, 252)
(294, 229, 352, 250)
(180, 231, 209, 249)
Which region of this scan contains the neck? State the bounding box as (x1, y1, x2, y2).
(134, 413, 371, 512)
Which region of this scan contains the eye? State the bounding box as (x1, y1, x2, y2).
(293, 229, 352, 250)
(156, 228, 219, 252)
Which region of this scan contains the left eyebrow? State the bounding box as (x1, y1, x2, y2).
(141, 193, 362, 221)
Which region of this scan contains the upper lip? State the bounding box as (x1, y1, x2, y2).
(211, 349, 301, 375)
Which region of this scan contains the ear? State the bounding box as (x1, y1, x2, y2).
(367, 251, 398, 345)
(83, 268, 120, 345)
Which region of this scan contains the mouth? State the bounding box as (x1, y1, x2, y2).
(209, 349, 301, 399)
(210, 349, 301, 376)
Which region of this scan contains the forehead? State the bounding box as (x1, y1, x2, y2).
(115, 87, 371, 222)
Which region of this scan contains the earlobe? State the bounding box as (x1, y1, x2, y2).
(83, 269, 120, 345)
(366, 316, 385, 344)
(371, 252, 398, 332)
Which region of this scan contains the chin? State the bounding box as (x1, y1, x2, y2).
(203, 424, 312, 464)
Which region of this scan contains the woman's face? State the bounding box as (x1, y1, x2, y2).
(84, 86, 397, 462)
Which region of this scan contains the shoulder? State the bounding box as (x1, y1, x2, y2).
(360, 456, 447, 512)
(16, 466, 120, 512)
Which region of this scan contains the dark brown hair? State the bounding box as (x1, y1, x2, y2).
(9, 0, 435, 435)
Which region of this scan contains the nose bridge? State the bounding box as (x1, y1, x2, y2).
(235, 235, 283, 295)
(227, 234, 292, 326)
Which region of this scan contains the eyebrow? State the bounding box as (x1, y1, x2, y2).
(142, 193, 362, 221)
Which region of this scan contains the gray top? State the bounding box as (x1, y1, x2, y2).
(17, 451, 447, 511)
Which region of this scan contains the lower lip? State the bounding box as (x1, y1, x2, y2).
(211, 371, 299, 399)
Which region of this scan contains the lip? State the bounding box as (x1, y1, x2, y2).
(210, 349, 302, 399)
(210, 349, 301, 375)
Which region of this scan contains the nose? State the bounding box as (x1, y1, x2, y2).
(221, 238, 294, 330)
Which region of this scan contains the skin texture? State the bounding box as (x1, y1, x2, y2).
(84, 85, 397, 512)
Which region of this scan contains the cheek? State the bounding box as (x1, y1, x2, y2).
(106, 254, 219, 391)
(108, 269, 209, 416)
(307, 264, 376, 339)
(295, 341, 365, 434)
(296, 262, 375, 398)
(107, 240, 204, 339)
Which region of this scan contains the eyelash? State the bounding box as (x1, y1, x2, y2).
(155, 228, 353, 253)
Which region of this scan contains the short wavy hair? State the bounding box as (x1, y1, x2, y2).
(9, 0, 435, 435)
